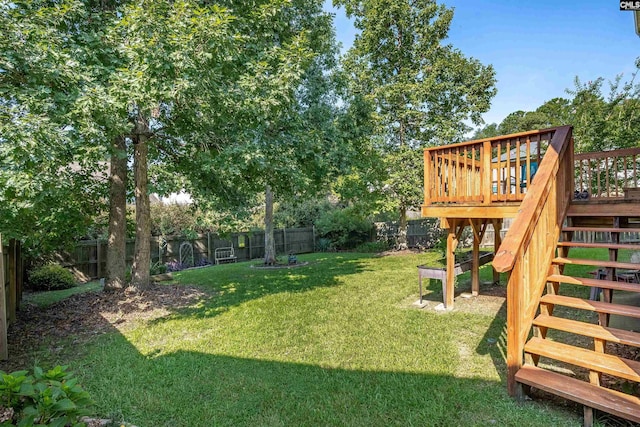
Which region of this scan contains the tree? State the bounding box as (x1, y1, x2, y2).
(175, 0, 345, 265)
(0, 0, 109, 255)
(568, 60, 640, 153)
(337, 0, 496, 249)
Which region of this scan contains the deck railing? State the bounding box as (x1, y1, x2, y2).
(574, 147, 640, 198)
(424, 129, 554, 206)
(492, 125, 574, 396)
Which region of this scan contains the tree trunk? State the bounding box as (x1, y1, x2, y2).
(105, 135, 127, 291)
(131, 117, 151, 290)
(264, 185, 277, 265)
(397, 204, 408, 250)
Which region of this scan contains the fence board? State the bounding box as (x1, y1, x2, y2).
(62, 227, 315, 280)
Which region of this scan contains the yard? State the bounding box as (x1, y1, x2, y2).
(6, 250, 609, 426)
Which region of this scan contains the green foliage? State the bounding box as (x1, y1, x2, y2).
(149, 262, 168, 276)
(474, 57, 640, 154)
(273, 197, 334, 228)
(0, 366, 93, 426)
(337, 0, 496, 247)
(315, 207, 374, 249)
(27, 264, 76, 292)
(315, 237, 333, 252)
(353, 241, 390, 253)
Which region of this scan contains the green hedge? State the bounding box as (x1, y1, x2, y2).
(28, 264, 76, 291)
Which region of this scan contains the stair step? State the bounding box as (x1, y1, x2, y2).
(567, 203, 640, 217)
(562, 226, 640, 234)
(552, 257, 640, 271)
(557, 241, 640, 250)
(540, 294, 640, 318)
(515, 365, 640, 423)
(546, 274, 640, 293)
(524, 337, 640, 383)
(533, 314, 640, 347)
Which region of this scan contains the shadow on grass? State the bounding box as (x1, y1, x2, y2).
(76, 330, 572, 427)
(164, 253, 371, 321)
(476, 299, 508, 384)
(1, 252, 583, 426)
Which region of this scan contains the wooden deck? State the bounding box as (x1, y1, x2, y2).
(421, 126, 640, 425)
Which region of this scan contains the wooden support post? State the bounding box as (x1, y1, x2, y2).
(472, 222, 480, 297)
(0, 235, 7, 360)
(424, 150, 431, 206)
(207, 233, 211, 263)
(507, 263, 523, 396)
(445, 219, 459, 309)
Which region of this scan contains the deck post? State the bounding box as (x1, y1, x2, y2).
(445, 219, 459, 309)
(471, 220, 481, 296)
(482, 140, 492, 205)
(424, 150, 431, 206)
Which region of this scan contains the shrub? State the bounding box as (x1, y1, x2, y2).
(354, 241, 390, 253)
(315, 207, 374, 250)
(149, 262, 168, 276)
(28, 264, 76, 291)
(0, 365, 94, 426)
(166, 261, 187, 272)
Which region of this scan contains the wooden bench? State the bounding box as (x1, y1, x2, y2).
(417, 251, 494, 307)
(214, 246, 237, 265)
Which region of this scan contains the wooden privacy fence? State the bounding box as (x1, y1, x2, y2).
(60, 227, 316, 280)
(0, 236, 24, 360)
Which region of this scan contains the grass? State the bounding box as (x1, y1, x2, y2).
(24, 281, 103, 307)
(37, 251, 591, 427)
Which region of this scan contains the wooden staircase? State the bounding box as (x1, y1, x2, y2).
(514, 206, 640, 425)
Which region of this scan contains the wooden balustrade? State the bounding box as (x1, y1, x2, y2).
(424, 129, 554, 206)
(492, 126, 574, 396)
(574, 147, 640, 198)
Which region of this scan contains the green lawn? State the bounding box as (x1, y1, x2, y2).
(51, 251, 590, 427)
(24, 280, 103, 307)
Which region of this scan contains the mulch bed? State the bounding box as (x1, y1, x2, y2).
(1, 284, 209, 373)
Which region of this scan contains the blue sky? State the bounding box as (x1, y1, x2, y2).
(325, 0, 640, 128)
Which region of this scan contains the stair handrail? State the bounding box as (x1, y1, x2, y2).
(492, 125, 574, 396)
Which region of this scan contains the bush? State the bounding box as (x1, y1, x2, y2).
(354, 241, 390, 253)
(28, 264, 76, 291)
(315, 207, 374, 250)
(149, 262, 168, 276)
(0, 365, 94, 426)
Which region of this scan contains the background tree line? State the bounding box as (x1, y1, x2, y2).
(473, 58, 640, 154)
(8, 0, 578, 292)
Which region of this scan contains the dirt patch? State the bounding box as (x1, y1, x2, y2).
(1, 284, 209, 373)
(376, 248, 425, 257)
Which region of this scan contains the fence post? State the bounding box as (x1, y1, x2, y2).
(8, 240, 16, 324)
(248, 233, 252, 261)
(207, 232, 211, 262)
(0, 235, 7, 360)
(283, 228, 287, 254)
(16, 240, 22, 306)
(312, 226, 316, 252)
(96, 239, 101, 279)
